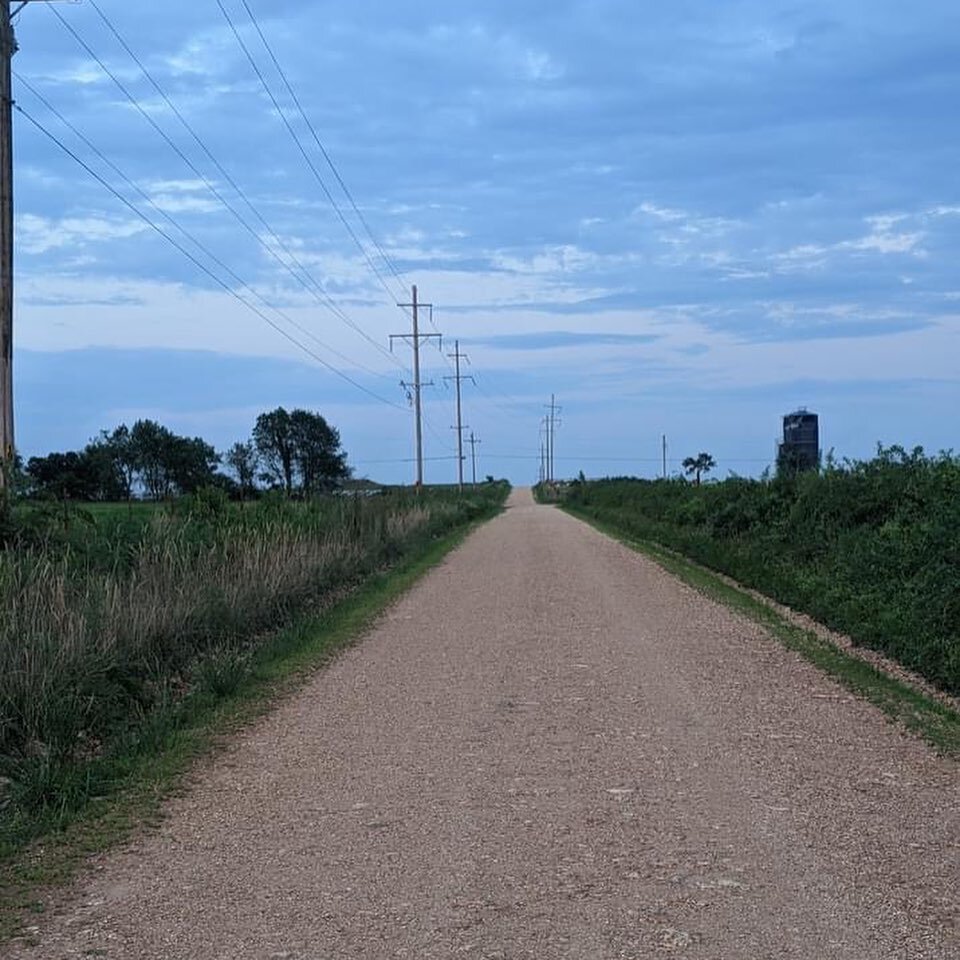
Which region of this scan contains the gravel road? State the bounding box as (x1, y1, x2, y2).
(10, 489, 958, 959)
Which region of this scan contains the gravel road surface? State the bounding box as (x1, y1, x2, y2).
(10, 489, 958, 959)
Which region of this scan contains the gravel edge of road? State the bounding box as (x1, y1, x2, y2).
(563, 503, 960, 757)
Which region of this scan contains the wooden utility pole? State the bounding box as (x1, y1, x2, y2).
(538, 417, 548, 483)
(544, 394, 560, 483)
(0, 0, 17, 484)
(467, 431, 480, 486)
(662, 434, 667, 479)
(0, 1, 45, 487)
(392, 285, 439, 488)
(444, 340, 474, 492)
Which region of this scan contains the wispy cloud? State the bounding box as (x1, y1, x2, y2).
(17, 214, 149, 255)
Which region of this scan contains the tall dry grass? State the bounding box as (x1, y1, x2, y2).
(0, 488, 498, 808)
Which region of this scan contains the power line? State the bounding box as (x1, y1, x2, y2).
(49, 2, 402, 372)
(352, 455, 459, 465)
(84, 0, 401, 373)
(15, 103, 407, 411)
(216, 0, 406, 313)
(483, 454, 776, 463)
(15, 73, 395, 386)
(236, 0, 408, 295)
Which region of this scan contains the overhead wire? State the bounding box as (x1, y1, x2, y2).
(221, 0, 486, 445)
(215, 0, 407, 314)
(85, 0, 401, 372)
(236, 0, 408, 295)
(15, 102, 407, 411)
(49, 2, 405, 373)
(45, 3, 525, 464)
(15, 72, 396, 386)
(229, 0, 450, 414)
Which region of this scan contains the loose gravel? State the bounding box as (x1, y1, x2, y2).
(9, 488, 958, 959)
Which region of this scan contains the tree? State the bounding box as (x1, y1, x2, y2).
(682, 452, 715, 486)
(82, 435, 128, 501)
(253, 407, 349, 495)
(128, 420, 218, 500)
(167, 436, 219, 495)
(253, 408, 296, 494)
(224, 441, 259, 499)
(26, 451, 96, 500)
(290, 409, 349, 494)
(129, 419, 176, 500)
(97, 425, 137, 500)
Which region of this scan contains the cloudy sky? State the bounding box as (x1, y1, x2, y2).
(11, 0, 960, 483)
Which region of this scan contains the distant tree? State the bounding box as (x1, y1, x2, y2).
(289, 409, 349, 494)
(129, 419, 176, 500)
(224, 441, 259, 500)
(82, 436, 128, 501)
(26, 451, 98, 500)
(253, 407, 348, 495)
(127, 420, 217, 500)
(97, 425, 137, 500)
(167, 436, 219, 495)
(253, 408, 296, 494)
(682, 452, 715, 486)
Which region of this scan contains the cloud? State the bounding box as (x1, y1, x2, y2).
(17, 214, 149, 255)
(144, 179, 223, 215)
(843, 230, 925, 255)
(464, 331, 661, 351)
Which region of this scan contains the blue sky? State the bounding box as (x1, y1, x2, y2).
(10, 0, 960, 483)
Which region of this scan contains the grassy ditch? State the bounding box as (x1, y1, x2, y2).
(558, 498, 960, 758)
(0, 483, 509, 893)
(547, 447, 960, 696)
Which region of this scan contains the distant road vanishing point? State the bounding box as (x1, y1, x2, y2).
(10, 488, 959, 959)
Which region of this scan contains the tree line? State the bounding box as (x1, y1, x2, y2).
(20, 407, 350, 501)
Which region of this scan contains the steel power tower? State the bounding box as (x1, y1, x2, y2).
(391, 285, 439, 488)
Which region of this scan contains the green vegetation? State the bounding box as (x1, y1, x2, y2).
(551, 446, 960, 694)
(681, 451, 715, 485)
(20, 405, 349, 503)
(0, 482, 509, 868)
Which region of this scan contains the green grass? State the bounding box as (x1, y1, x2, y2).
(564, 504, 960, 758)
(0, 492, 504, 942)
